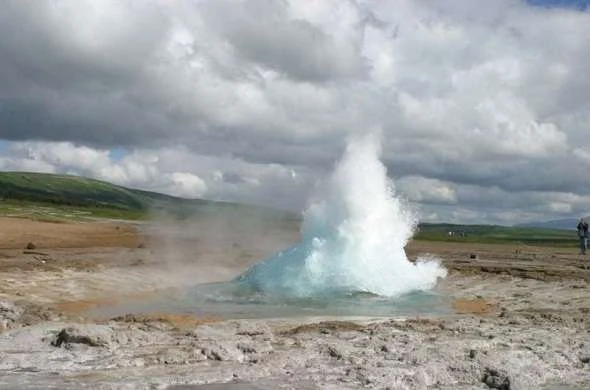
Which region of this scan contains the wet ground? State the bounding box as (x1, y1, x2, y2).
(0, 217, 589, 389)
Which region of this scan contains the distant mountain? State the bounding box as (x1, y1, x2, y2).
(514, 218, 586, 230)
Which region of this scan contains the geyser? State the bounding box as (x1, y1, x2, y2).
(234, 134, 447, 298)
(86, 135, 449, 320)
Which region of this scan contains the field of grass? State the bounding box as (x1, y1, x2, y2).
(415, 223, 576, 247)
(0, 199, 147, 221)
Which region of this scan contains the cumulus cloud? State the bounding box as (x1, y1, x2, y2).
(0, 0, 589, 223)
(201, 0, 363, 82)
(0, 141, 313, 210)
(396, 176, 458, 205)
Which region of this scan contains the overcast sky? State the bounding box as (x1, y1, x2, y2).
(1, 0, 589, 225)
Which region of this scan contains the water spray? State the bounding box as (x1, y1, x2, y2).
(234, 134, 447, 297)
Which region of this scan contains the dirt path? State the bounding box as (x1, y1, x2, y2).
(0, 217, 140, 249)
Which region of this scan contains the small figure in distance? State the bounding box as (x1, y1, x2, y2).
(576, 217, 589, 255)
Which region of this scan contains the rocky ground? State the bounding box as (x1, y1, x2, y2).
(0, 217, 589, 389)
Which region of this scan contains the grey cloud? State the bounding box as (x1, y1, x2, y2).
(0, 1, 169, 89)
(1, 0, 590, 223)
(0, 0, 178, 147)
(202, 0, 363, 82)
(417, 185, 589, 225)
(389, 153, 590, 197)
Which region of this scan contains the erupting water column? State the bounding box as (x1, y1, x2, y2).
(234, 134, 447, 297)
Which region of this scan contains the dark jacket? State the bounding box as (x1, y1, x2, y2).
(577, 221, 589, 238)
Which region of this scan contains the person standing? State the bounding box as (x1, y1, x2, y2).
(577, 218, 589, 255)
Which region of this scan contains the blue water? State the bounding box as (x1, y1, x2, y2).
(183, 281, 451, 318)
(90, 280, 450, 320)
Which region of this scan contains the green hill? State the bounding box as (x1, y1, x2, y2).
(0, 171, 297, 223)
(0, 172, 149, 211)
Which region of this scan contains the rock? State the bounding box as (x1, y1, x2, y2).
(578, 343, 590, 364)
(50, 325, 113, 348)
(237, 342, 257, 354)
(153, 348, 198, 365)
(482, 368, 510, 389)
(237, 341, 273, 355)
(326, 345, 343, 360)
(0, 301, 23, 331)
(235, 322, 271, 337)
(280, 320, 364, 335)
(25, 242, 36, 250)
(200, 341, 245, 362)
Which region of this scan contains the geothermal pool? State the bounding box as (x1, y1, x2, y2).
(94, 134, 448, 320)
(90, 282, 451, 320)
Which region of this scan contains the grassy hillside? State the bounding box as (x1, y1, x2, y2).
(0, 171, 297, 224)
(0, 171, 149, 210)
